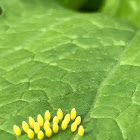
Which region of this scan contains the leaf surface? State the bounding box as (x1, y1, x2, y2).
(0, 0, 139, 140)
(102, 0, 140, 28)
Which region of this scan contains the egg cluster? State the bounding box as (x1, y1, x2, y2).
(13, 108, 84, 139)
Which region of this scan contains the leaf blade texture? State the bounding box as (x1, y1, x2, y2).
(0, 0, 139, 140)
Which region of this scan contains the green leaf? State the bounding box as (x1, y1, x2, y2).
(57, 0, 140, 28)
(102, 0, 140, 28)
(58, 0, 87, 10)
(0, 0, 140, 140)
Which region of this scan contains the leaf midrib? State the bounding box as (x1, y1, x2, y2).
(72, 29, 138, 140)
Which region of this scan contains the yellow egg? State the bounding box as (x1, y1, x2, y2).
(61, 120, 68, 130)
(27, 129, 34, 139)
(29, 117, 35, 129)
(38, 130, 44, 140)
(45, 110, 51, 121)
(75, 116, 81, 125)
(34, 122, 40, 134)
(22, 121, 29, 133)
(46, 127, 52, 137)
(71, 108, 77, 120)
(13, 125, 21, 136)
(71, 122, 77, 132)
(57, 108, 63, 120)
(44, 120, 50, 130)
(64, 113, 70, 123)
(37, 114, 44, 127)
(53, 122, 59, 133)
(53, 116, 59, 124)
(78, 125, 84, 136)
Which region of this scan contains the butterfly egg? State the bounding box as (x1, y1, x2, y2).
(22, 121, 29, 133)
(53, 122, 59, 133)
(34, 122, 40, 134)
(29, 117, 35, 129)
(53, 116, 59, 124)
(71, 108, 77, 120)
(44, 120, 50, 130)
(78, 125, 84, 136)
(37, 114, 44, 127)
(45, 110, 51, 121)
(13, 125, 21, 136)
(57, 108, 63, 120)
(64, 113, 70, 124)
(75, 116, 81, 125)
(38, 130, 44, 140)
(71, 122, 77, 132)
(46, 126, 52, 137)
(61, 119, 68, 130)
(27, 129, 34, 139)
